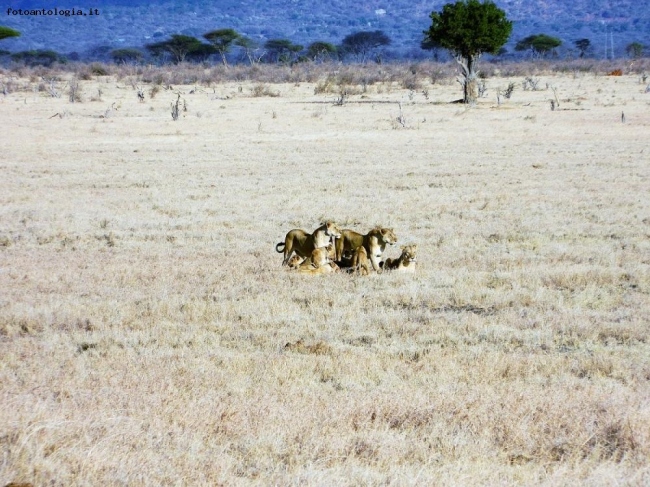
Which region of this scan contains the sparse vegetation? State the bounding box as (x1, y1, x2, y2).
(68, 77, 82, 102)
(0, 62, 649, 486)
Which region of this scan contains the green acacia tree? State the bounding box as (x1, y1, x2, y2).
(0, 26, 20, 41)
(626, 42, 644, 59)
(203, 28, 241, 67)
(574, 38, 591, 58)
(110, 48, 144, 64)
(341, 30, 391, 63)
(146, 34, 208, 64)
(264, 39, 303, 64)
(515, 34, 562, 57)
(307, 41, 338, 62)
(424, 0, 512, 104)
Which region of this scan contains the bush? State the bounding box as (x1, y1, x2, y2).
(90, 63, 109, 76)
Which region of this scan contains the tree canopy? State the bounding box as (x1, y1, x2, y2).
(307, 41, 337, 61)
(0, 26, 20, 41)
(110, 48, 144, 64)
(424, 0, 512, 60)
(626, 42, 644, 59)
(11, 50, 65, 67)
(515, 34, 562, 57)
(264, 39, 303, 63)
(341, 30, 391, 61)
(146, 35, 212, 63)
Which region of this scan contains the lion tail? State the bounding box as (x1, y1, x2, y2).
(275, 242, 285, 253)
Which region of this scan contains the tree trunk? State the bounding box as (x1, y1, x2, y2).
(219, 50, 229, 68)
(456, 54, 479, 105)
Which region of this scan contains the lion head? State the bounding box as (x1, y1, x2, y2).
(322, 220, 342, 240)
(375, 227, 397, 246)
(401, 244, 417, 263)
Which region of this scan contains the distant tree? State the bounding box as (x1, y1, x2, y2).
(203, 28, 241, 67)
(236, 36, 261, 64)
(263, 38, 303, 63)
(424, 0, 512, 104)
(11, 50, 65, 67)
(110, 48, 144, 64)
(341, 30, 391, 62)
(0, 26, 20, 41)
(574, 38, 591, 58)
(185, 43, 217, 63)
(625, 42, 644, 59)
(87, 45, 113, 62)
(146, 34, 208, 64)
(307, 41, 338, 62)
(515, 34, 562, 57)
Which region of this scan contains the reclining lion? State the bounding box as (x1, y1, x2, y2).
(298, 261, 340, 275)
(383, 244, 417, 273)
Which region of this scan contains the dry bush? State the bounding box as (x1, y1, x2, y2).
(67, 77, 82, 102)
(89, 63, 110, 76)
(251, 83, 280, 97)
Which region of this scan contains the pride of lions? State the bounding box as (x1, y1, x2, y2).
(275, 221, 417, 275)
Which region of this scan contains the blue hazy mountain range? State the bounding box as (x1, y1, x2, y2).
(2, 0, 648, 59)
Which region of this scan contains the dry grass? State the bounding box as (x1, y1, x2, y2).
(1, 63, 650, 485)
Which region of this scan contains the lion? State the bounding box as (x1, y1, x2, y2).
(276, 221, 342, 266)
(287, 255, 305, 269)
(297, 261, 340, 275)
(351, 246, 371, 276)
(383, 244, 418, 273)
(335, 227, 397, 273)
(298, 242, 336, 270)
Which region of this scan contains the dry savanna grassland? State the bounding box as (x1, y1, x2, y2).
(1, 61, 650, 485)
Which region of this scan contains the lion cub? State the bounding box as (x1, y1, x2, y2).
(287, 255, 305, 269)
(298, 243, 336, 270)
(351, 246, 371, 276)
(383, 244, 417, 273)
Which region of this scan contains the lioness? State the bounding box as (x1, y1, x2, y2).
(383, 244, 418, 273)
(276, 221, 342, 266)
(335, 227, 397, 273)
(298, 261, 340, 275)
(351, 246, 370, 276)
(298, 242, 336, 270)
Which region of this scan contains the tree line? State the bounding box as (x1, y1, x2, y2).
(1, 1, 647, 104)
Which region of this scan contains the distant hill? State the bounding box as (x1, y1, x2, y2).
(2, 0, 648, 60)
